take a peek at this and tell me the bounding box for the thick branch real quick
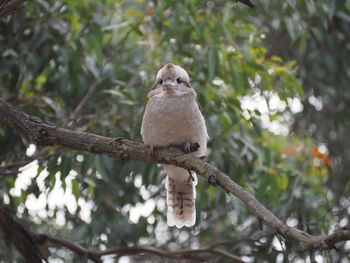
[0,207,47,263]
[0,98,349,251]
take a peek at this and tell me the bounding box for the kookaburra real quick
[141,63,208,228]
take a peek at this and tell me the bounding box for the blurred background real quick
[0,0,349,262]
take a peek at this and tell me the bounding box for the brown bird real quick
[141,63,208,228]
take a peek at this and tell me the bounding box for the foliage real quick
[0,0,346,262]
[247,0,350,198]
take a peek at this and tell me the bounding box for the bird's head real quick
[152,63,191,93]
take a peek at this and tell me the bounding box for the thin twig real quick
[68,77,105,123]
[309,250,317,263]
[277,233,289,263]
[0,146,66,178]
[237,0,256,8]
[48,234,246,262]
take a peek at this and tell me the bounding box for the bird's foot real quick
[199,155,206,160]
[208,174,218,186]
[182,142,191,154]
[170,142,200,154]
[148,142,200,156]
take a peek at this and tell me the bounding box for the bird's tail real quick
[164,165,197,228]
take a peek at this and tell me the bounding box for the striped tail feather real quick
[164,165,197,228]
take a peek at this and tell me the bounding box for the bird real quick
[141,63,208,228]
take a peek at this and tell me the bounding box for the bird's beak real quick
[162,79,177,91]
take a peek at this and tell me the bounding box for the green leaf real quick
[276,173,289,191]
[72,180,81,200]
[208,48,219,80]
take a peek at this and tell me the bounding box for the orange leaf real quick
[310,148,332,167]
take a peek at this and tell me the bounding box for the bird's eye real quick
[176,78,182,84]
[159,79,163,85]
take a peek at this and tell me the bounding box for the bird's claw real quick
[183,142,192,154]
[171,141,200,154]
[208,175,218,186]
[148,142,200,156]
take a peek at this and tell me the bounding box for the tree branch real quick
[67,77,106,124]
[48,235,247,262]
[0,206,47,263]
[0,98,349,252]
[0,146,54,178]
[0,0,29,19]
[236,0,256,8]
[0,0,255,21]
[0,204,245,262]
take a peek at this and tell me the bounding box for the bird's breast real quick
[141,93,206,149]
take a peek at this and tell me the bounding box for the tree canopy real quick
[0,0,349,262]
